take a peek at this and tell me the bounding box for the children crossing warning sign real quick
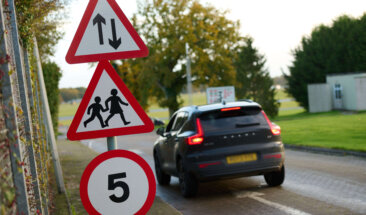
[67,61,154,140]
[66,0,148,64]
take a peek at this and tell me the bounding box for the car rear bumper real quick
[185,142,285,181]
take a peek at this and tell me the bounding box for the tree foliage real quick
[234,37,279,117]
[15,0,66,58]
[286,14,366,110]
[112,61,150,110]
[42,61,62,133]
[59,87,86,102]
[118,0,242,115]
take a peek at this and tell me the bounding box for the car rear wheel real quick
[154,153,171,185]
[264,165,285,187]
[178,159,198,198]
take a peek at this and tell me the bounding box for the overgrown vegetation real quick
[16,0,67,134]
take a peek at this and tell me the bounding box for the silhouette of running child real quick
[104,89,130,127]
[84,96,108,128]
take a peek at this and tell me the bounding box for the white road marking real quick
[234,191,311,215]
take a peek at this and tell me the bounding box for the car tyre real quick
[264,165,285,187]
[154,153,171,185]
[178,159,198,198]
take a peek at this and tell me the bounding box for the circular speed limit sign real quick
[80,150,156,215]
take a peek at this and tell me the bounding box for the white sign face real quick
[88,157,149,215]
[67,61,154,141]
[75,0,139,56]
[76,69,143,133]
[206,86,236,104]
[80,150,156,214]
[66,0,148,64]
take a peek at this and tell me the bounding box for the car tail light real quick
[186,118,204,145]
[199,161,221,168]
[221,107,241,112]
[263,153,282,159]
[261,111,281,135]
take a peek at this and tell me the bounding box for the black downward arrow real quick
[109,19,121,49]
[93,14,106,45]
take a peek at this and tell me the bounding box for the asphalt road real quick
[77,131,366,215]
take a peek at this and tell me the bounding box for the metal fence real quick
[0,0,65,214]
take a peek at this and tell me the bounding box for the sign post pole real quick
[107,136,117,150]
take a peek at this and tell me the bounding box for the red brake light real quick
[186,118,204,145]
[261,111,281,135]
[221,107,241,112]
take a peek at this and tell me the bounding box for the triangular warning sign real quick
[67,61,154,140]
[66,0,148,64]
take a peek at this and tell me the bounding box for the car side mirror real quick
[156,127,165,136]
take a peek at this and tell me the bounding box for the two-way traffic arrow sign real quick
[66,0,148,64]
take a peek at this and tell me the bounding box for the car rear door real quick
[164,111,188,171]
[159,113,177,170]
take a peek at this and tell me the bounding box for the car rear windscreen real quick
[199,106,267,133]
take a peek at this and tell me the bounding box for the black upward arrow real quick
[109,19,121,49]
[93,14,106,45]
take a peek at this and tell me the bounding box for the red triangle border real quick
[66,0,148,64]
[67,61,154,140]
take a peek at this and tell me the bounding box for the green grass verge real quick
[59,103,79,117]
[56,140,98,215]
[59,119,72,127]
[275,89,290,100]
[274,111,366,152]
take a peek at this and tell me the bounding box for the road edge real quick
[284,144,366,158]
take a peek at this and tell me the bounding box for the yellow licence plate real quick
[226,153,257,164]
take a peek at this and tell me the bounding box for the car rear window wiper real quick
[235,123,260,128]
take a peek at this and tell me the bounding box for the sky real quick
[53,0,366,88]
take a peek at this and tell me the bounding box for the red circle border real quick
[80,150,156,215]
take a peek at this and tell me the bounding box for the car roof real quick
[177,101,262,113]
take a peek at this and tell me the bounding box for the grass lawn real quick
[275,88,290,100]
[274,111,366,152]
[59,103,79,117]
[58,90,366,152]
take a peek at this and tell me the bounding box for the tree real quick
[59,88,81,102]
[286,14,366,110]
[234,37,279,117]
[112,61,150,110]
[16,0,66,58]
[42,61,62,133]
[118,0,242,116]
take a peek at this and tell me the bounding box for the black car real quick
[153,101,285,197]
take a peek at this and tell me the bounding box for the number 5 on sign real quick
[80,150,156,215]
[108,172,129,203]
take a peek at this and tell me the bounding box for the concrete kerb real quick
[284,144,366,159]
